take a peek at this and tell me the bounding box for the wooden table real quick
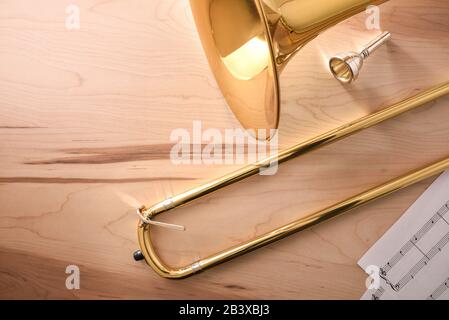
[1,0,448,299]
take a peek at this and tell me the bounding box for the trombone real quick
[134,0,449,278]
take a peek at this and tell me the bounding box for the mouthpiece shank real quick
[360,31,392,59]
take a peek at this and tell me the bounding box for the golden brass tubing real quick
[138,82,449,278]
[138,157,449,279]
[141,81,449,220]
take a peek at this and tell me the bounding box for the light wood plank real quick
[0,0,448,299]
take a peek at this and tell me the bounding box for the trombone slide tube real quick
[138,156,449,279]
[138,82,449,278]
[141,82,449,219]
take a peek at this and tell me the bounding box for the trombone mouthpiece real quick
[329,31,391,84]
[329,52,364,84]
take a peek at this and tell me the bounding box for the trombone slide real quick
[137,82,449,279]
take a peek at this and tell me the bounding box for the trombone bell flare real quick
[189,0,388,132]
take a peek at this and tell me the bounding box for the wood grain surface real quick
[1,0,449,299]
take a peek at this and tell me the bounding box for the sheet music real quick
[359,171,449,300]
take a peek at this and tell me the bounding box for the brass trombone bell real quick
[189,0,388,132]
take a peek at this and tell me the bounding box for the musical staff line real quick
[427,278,449,300]
[371,287,385,300]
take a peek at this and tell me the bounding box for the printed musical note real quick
[371,287,385,300]
[427,278,449,300]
